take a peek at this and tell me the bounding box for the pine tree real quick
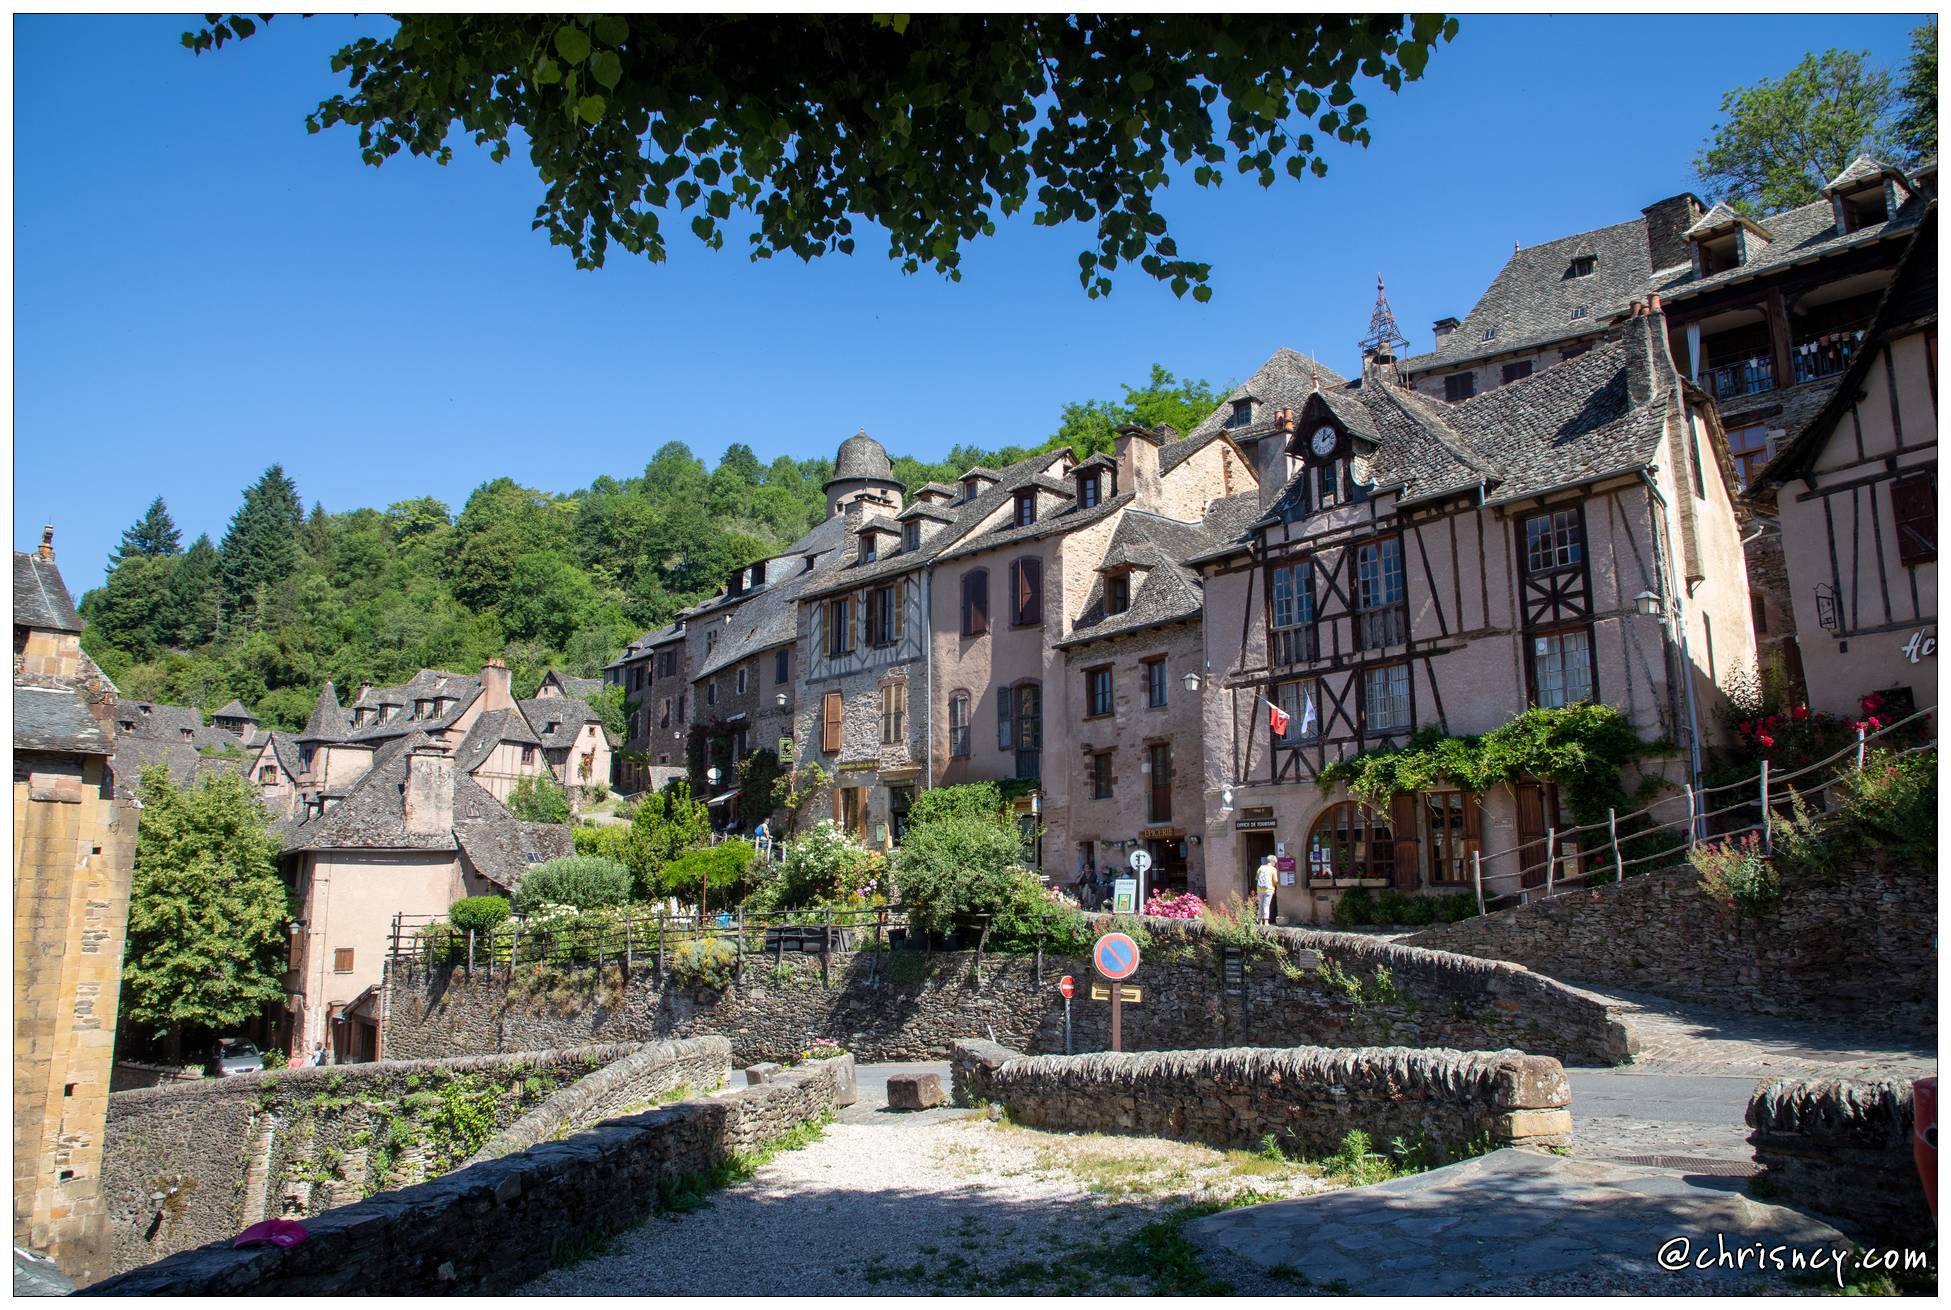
[110,497,183,565]
[160,534,222,648]
[218,466,304,630]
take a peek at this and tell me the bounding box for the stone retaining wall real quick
[464,1038,729,1166]
[949,1038,1572,1158]
[385,919,1632,1068]
[1404,859,1934,1036]
[84,1060,844,1297]
[1747,1074,1931,1240]
[98,1041,723,1280]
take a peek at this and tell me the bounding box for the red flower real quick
[1764,714,1780,729]
[1738,721,1753,735]
[1792,705,1809,720]
[1863,691,1886,711]
[1866,715,1883,731]
[1757,733,1775,748]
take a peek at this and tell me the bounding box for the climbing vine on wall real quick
[1316,704,1664,825]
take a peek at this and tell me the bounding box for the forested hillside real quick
[77,367,1222,732]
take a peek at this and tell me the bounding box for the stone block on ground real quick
[886,1072,945,1110]
[825,1053,858,1107]
[744,1062,783,1086]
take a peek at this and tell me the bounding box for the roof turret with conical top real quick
[823,429,906,519]
[297,682,351,743]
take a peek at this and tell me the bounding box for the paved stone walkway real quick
[1187,1147,1851,1295]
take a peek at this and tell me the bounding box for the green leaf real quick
[534,57,561,85]
[590,50,622,91]
[578,94,606,124]
[593,14,629,46]
[554,24,591,66]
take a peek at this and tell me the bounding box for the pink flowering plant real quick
[1143,891,1206,919]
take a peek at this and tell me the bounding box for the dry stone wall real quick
[84,1059,844,1297]
[949,1038,1573,1158]
[1404,858,1934,1036]
[98,1040,724,1279]
[383,920,1632,1068]
[1747,1074,1931,1240]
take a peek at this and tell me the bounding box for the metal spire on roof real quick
[1357,275,1410,359]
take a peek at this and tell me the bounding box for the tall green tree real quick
[159,534,222,648]
[121,767,290,1043]
[183,14,1456,299]
[110,497,183,565]
[1695,47,1898,212]
[80,555,175,660]
[1894,22,1937,161]
[218,465,304,630]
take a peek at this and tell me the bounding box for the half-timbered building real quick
[1194,300,1756,922]
[1752,204,1937,719]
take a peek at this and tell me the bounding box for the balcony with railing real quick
[1271,624,1319,667]
[1705,355,1776,402]
[1792,327,1867,386]
[1357,603,1409,652]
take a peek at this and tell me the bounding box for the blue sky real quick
[14,13,1928,591]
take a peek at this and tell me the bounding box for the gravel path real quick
[520,1070,1321,1296]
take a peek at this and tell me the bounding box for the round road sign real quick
[1093,931,1140,981]
[1058,974,1075,999]
[1127,848,1153,874]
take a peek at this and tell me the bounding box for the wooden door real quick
[1515,783,1548,888]
[1389,792,1421,889]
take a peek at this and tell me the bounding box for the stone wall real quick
[99,1041,724,1278]
[1748,1074,1931,1241]
[383,920,1632,1069]
[463,1038,727,1166]
[83,1059,844,1296]
[949,1038,1572,1158]
[1403,858,1935,1036]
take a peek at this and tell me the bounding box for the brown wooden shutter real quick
[1892,472,1936,566]
[1515,783,1547,888]
[1389,792,1421,888]
[1461,789,1483,869]
[964,570,989,635]
[1016,558,1043,626]
[821,692,842,754]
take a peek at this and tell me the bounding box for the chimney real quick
[1113,423,1164,507]
[403,742,455,834]
[1432,316,1459,347]
[1641,193,1705,272]
[37,524,54,560]
[480,658,512,710]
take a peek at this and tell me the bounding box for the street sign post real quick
[1092,931,1141,1052]
[1127,847,1153,907]
[1058,974,1075,1053]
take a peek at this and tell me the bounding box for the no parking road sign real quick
[1093,932,1140,981]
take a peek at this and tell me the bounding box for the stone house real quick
[516,694,612,799]
[1402,157,1932,680]
[279,732,572,1060]
[13,531,139,1285]
[535,670,602,700]
[1193,302,1756,922]
[605,621,690,792]
[1751,204,1937,720]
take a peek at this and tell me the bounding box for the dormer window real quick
[1570,255,1597,278]
[962,477,981,501]
[1077,472,1101,510]
[1227,399,1254,428]
[1106,574,1130,615]
[1014,491,1037,528]
[1698,233,1740,276]
[861,536,877,563]
[1840,187,1889,232]
[904,522,920,551]
[1571,305,1588,320]
[1482,326,1498,342]
[416,698,433,719]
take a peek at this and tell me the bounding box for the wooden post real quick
[1035,917,1043,987]
[1471,849,1484,916]
[1684,784,1698,849]
[625,911,633,974]
[1609,807,1624,881]
[821,908,832,989]
[1760,760,1772,855]
[512,922,521,972]
[466,928,474,974]
[1543,827,1556,898]
[736,905,745,984]
[656,913,665,980]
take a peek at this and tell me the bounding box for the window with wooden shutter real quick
[962,569,989,636]
[1389,792,1422,889]
[1892,471,1936,565]
[893,579,907,642]
[997,684,1014,750]
[880,683,906,745]
[1012,558,1043,626]
[821,692,843,753]
[333,948,355,973]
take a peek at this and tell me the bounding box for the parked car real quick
[207,1039,264,1078]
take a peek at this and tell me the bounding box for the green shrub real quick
[449,895,511,934]
[515,855,632,913]
[667,937,737,990]
[905,781,1006,828]
[892,811,1028,936]
[1199,894,1275,955]
[1331,886,1375,927]
[508,774,573,824]
[766,822,886,910]
[990,871,1092,952]
[590,781,610,803]
[657,841,755,903]
[1691,832,1780,912]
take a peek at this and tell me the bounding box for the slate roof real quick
[1754,205,1938,490]
[1653,190,1925,301]
[1681,202,1765,241]
[516,696,598,750]
[539,673,603,699]
[1824,154,1898,195]
[15,686,107,754]
[111,733,248,786]
[1184,348,1349,442]
[1401,218,1655,377]
[824,430,899,488]
[213,699,257,721]
[14,550,84,634]
[694,529,856,679]
[453,707,541,774]
[299,683,352,743]
[343,670,484,743]
[1057,504,1241,649]
[459,818,575,891]
[265,731,304,781]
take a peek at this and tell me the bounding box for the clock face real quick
[1310,425,1338,456]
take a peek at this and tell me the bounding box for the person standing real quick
[1255,855,1279,925]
